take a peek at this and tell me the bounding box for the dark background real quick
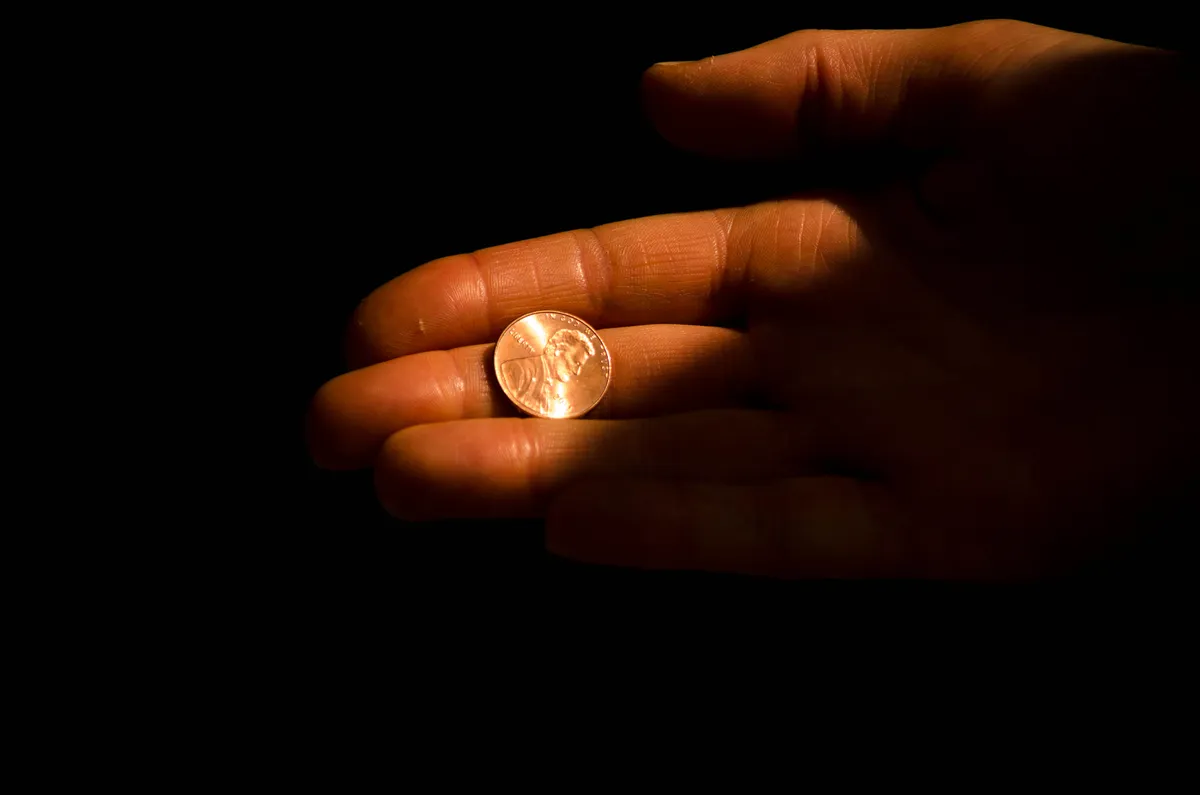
[230,6,1189,610]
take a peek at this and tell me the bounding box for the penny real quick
[494,311,612,419]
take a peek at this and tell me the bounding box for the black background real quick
[218,6,1191,614]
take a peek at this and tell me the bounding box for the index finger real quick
[348,209,737,366]
[347,200,859,367]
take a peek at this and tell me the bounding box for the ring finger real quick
[374,409,825,520]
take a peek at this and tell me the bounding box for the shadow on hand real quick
[287,17,1196,605]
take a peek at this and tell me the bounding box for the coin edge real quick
[492,310,612,420]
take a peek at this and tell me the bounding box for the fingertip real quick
[374,426,445,521]
[306,354,465,471]
[343,297,378,370]
[641,59,701,91]
[640,59,697,147]
[639,59,706,153]
[374,420,543,521]
[373,464,431,522]
[344,256,492,367]
[640,48,802,160]
[305,380,357,471]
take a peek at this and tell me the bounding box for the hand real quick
[306,20,1199,580]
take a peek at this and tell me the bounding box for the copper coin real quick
[494,311,612,419]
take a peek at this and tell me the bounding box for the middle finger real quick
[307,324,756,470]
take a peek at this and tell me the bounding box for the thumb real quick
[641,20,1067,160]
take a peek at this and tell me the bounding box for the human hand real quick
[307,20,1199,579]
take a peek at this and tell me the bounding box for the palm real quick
[739,190,1126,577]
[308,21,1198,579]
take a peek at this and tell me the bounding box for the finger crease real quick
[811,205,829,276]
[465,250,495,338]
[571,228,610,320]
[519,422,544,500]
[709,209,734,313]
[440,350,468,419]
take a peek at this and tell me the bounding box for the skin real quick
[306,20,1199,580]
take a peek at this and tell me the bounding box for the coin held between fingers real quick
[494,311,612,419]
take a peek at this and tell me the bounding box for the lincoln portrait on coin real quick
[499,328,596,414]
